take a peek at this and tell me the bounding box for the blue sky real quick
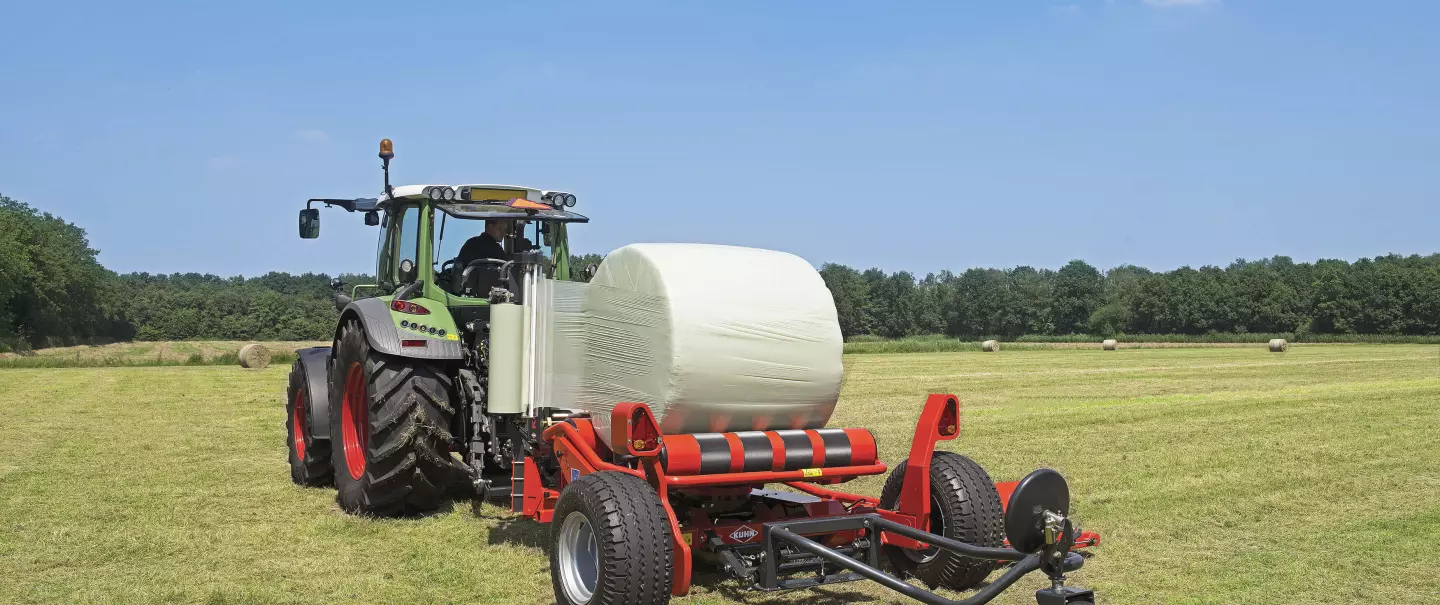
[1,1,1435,278]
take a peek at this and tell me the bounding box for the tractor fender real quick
[296,346,333,441]
[337,297,464,361]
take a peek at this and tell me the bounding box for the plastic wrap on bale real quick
[543,244,844,446]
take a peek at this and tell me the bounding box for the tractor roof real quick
[384,183,543,202]
[381,183,588,223]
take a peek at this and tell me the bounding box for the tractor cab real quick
[420,185,588,298]
[298,140,588,337]
[368,183,588,301]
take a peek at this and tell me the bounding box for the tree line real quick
[820,255,1440,340]
[0,195,361,350]
[0,195,123,350]
[3,194,1438,351]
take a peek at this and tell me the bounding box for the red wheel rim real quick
[340,362,368,480]
[292,389,307,459]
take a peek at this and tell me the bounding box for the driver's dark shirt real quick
[456,233,506,267]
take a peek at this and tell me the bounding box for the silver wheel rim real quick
[905,496,945,564]
[558,511,599,604]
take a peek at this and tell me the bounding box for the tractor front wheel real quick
[879,451,1005,591]
[549,472,675,605]
[286,358,332,487]
[328,320,465,516]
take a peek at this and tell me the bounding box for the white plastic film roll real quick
[488,302,525,414]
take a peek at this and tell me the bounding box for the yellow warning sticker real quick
[801,468,822,478]
[683,533,693,545]
[445,333,459,341]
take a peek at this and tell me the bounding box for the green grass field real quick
[0,341,328,368]
[1,346,1437,604]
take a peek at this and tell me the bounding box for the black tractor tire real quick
[328,319,466,516]
[286,358,333,487]
[879,451,1005,591]
[549,472,675,605]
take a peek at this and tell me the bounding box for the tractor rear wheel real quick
[328,320,466,516]
[286,358,333,487]
[549,472,675,605]
[879,451,1005,591]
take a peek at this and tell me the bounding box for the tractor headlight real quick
[441,187,455,201]
[424,186,440,200]
[563,193,577,208]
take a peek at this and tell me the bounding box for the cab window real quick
[391,205,421,284]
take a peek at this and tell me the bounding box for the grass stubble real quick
[0,346,1436,604]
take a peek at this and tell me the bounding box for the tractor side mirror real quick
[583,264,598,281]
[299,209,320,239]
[364,211,380,226]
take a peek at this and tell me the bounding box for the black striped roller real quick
[658,428,878,475]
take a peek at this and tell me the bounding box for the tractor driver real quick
[451,219,535,296]
[456,219,512,266]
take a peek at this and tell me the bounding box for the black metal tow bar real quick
[760,514,1090,605]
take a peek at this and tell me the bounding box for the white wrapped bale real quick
[552,244,844,444]
[981,340,1000,352]
[1268,338,1289,352]
[1102,339,1118,351]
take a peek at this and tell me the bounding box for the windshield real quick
[433,213,489,271]
[432,211,559,296]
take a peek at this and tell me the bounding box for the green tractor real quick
[285,138,588,516]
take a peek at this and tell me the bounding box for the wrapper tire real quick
[879,452,1005,591]
[328,320,465,516]
[549,472,675,605]
[285,358,332,487]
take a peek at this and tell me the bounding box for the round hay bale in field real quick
[1268,338,1288,353]
[238,344,271,369]
[981,340,1000,352]
[1102,339,1118,351]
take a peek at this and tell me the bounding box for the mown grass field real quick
[1,346,1437,604]
[0,341,328,368]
